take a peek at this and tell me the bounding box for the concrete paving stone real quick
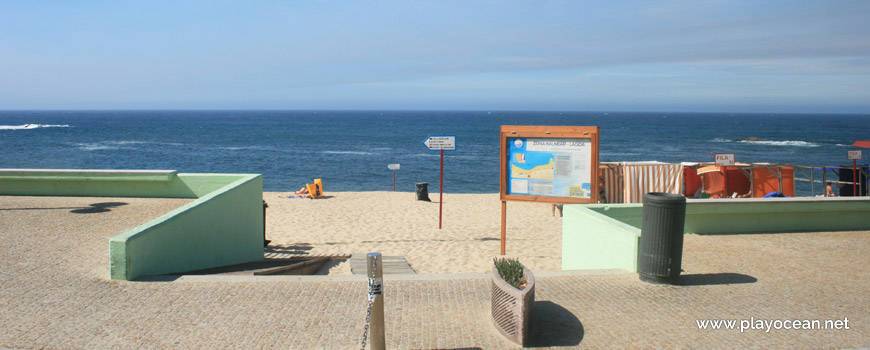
[1,196,868,349]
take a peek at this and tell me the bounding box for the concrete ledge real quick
[110,174,264,280]
[563,198,870,272]
[0,169,198,197]
[0,169,177,181]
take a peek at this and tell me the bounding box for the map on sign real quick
[507,137,592,198]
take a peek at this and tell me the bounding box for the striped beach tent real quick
[599,162,624,203]
[622,161,684,203]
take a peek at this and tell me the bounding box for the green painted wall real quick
[0,169,264,281]
[562,205,640,272]
[685,198,870,234]
[110,174,263,280]
[563,198,870,272]
[0,170,203,198]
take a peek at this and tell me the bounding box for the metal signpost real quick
[388,164,400,191]
[714,153,735,195]
[849,150,862,196]
[422,135,456,229]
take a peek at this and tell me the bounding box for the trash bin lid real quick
[643,192,686,205]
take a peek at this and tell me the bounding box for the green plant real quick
[493,257,525,289]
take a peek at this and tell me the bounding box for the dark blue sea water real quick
[1,110,867,195]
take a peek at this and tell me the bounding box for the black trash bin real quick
[415,182,431,201]
[638,192,686,284]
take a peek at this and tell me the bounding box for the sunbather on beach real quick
[295,186,309,196]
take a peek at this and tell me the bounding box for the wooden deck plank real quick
[349,254,416,275]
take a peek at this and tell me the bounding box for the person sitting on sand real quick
[295,186,310,197]
[826,184,838,197]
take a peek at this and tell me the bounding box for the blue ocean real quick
[1,110,867,195]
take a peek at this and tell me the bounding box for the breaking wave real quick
[0,124,70,130]
[713,138,820,147]
[738,140,820,147]
[74,140,185,151]
[323,151,376,156]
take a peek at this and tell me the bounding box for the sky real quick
[1,1,869,113]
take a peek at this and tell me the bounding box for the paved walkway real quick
[1,196,868,349]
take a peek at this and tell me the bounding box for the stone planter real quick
[491,267,535,346]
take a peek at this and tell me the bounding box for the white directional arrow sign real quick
[422,135,456,151]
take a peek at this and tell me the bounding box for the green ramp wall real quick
[562,197,870,272]
[110,174,263,280]
[0,169,263,281]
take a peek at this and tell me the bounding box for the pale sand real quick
[264,191,563,275]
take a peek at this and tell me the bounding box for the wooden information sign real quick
[498,125,600,254]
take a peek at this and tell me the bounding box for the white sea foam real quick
[75,143,121,151]
[738,140,820,147]
[602,152,642,156]
[74,140,185,151]
[323,151,376,156]
[415,153,443,158]
[106,141,149,145]
[712,138,820,147]
[0,124,70,130]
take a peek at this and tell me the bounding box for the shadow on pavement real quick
[678,273,757,286]
[531,300,584,347]
[70,202,128,214]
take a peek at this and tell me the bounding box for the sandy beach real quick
[264,191,563,275]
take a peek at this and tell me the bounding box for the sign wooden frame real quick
[499,125,600,204]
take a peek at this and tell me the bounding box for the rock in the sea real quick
[744,137,763,142]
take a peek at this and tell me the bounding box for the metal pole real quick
[777,168,783,194]
[854,160,858,196]
[367,253,385,350]
[500,201,506,255]
[263,201,270,247]
[439,149,444,230]
[392,170,396,192]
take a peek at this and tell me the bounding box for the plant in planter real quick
[491,257,535,346]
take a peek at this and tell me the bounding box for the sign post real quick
[422,135,456,229]
[848,150,862,196]
[714,153,735,166]
[388,164,400,191]
[499,126,600,255]
[714,153,735,196]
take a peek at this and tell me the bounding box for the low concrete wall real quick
[0,169,264,280]
[562,205,640,272]
[685,197,870,234]
[562,197,870,272]
[0,169,199,198]
[110,174,263,280]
